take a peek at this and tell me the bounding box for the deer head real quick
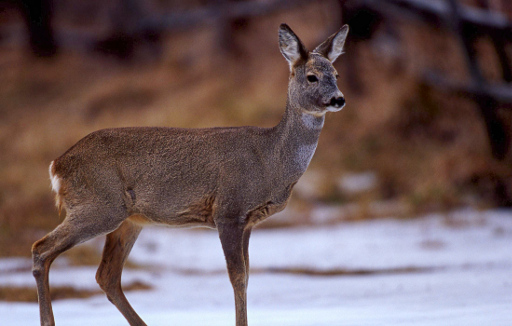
[279,24,349,117]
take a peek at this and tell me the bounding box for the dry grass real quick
[1,2,510,261]
[0,281,152,302]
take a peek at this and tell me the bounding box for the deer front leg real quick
[242,228,252,285]
[217,220,251,326]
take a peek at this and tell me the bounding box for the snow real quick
[1,209,511,325]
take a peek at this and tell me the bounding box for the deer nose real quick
[329,96,345,108]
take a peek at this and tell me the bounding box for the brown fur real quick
[32,24,349,326]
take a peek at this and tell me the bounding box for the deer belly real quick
[140,195,216,228]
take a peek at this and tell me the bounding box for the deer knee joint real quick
[32,250,45,278]
[96,270,119,294]
[32,267,43,278]
[95,269,108,289]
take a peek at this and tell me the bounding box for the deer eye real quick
[307,75,318,83]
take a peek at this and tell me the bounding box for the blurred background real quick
[0,0,512,308]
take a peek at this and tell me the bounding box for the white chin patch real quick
[326,105,344,112]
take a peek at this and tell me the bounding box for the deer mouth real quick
[324,96,345,112]
[326,105,343,112]
[325,101,345,112]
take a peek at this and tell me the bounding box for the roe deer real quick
[32,23,349,326]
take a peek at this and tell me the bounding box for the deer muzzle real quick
[326,91,345,112]
[329,96,345,108]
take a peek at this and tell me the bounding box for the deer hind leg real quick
[32,207,127,326]
[96,219,146,326]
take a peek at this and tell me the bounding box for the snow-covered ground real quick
[1,209,511,325]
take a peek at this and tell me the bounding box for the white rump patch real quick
[49,161,61,194]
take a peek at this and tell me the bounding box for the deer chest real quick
[244,181,296,226]
[245,200,288,226]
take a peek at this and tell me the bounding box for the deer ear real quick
[279,24,307,69]
[313,25,349,63]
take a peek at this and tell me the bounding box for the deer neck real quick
[272,99,325,181]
